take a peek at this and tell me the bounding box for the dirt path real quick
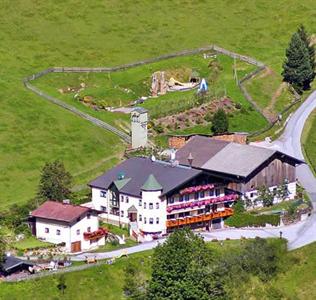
[267,82,287,111]
[257,67,273,79]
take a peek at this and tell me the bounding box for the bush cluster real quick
[225,212,280,228]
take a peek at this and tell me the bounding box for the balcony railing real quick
[83,228,108,241]
[167,194,238,213]
[166,208,233,228]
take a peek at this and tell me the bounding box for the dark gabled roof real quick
[176,135,303,179]
[1,256,33,272]
[176,136,229,167]
[31,201,90,223]
[89,157,201,197]
[141,174,162,191]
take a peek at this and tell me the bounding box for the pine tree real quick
[212,108,229,134]
[297,24,315,83]
[282,32,314,93]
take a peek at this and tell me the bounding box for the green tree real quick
[38,160,72,201]
[123,261,146,300]
[232,199,245,214]
[258,186,274,207]
[147,229,226,300]
[241,238,284,281]
[282,32,314,93]
[276,180,289,200]
[212,108,229,134]
[297,24,315,82]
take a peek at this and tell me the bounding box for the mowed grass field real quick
[0,0,315,208]
[2,241,316,299]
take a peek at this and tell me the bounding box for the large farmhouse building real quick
[89,136,302,241]
[29,201,106,252]
[175,136,301,201]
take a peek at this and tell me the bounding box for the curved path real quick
[73,91,316,261]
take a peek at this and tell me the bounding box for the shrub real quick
[153,124,164,133]
[235,102,242,109]
[204,112,213,122]
[232,199,245,214]
[212,108,229,134]
[225,212,280,228]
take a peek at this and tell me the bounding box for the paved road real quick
[73,91,316,261]
[252,90,316,249]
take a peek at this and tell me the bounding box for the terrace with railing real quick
[166,208,233,228]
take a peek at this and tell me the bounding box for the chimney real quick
[188,152,194,167]
[170,150,176,162]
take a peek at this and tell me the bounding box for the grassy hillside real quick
[0,0,315,208]
[2,241,316,299]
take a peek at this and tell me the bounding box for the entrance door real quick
[71,241,81,253]
[212,218,222,230]
[128,212,137,222]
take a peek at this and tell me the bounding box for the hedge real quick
[225,212,280,228]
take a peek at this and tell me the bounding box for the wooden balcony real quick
[84,228,108,241]
[166,208,233,228]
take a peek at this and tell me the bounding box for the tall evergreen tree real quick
[282,32,314,93]
[297,24,315,82]
[38,160,72,201]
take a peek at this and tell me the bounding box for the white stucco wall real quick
[35,214,102,252]
[91,187,108,211]
[138,190,166,234]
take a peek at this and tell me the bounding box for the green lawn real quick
[33,53,266,134]
[3,240,316,299]
[302,109,316,175]
[0,0,315,208]
[245,69,294,114]
[11,236,53,251]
